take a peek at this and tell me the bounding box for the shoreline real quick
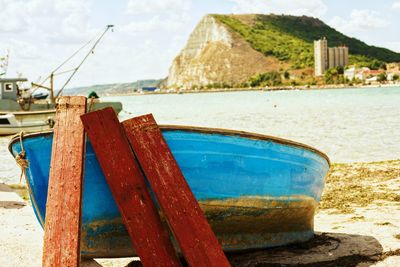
[99,82,400,97]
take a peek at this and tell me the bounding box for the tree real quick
[393,74,399,81]
[368,59,383,70]
[249,71,282,87]
[324,68,338,84]
[377,73,387,82]
[336,66,344,75]
[284,70,290,79]
[0,50,10,77]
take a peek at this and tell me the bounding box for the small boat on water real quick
[32,92,49,100]
[9,126,330,258]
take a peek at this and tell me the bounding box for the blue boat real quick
[8,126,330,258]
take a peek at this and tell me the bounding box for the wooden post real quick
[123,114,231,267]
[80,108,181,267]
[42,96,86,267]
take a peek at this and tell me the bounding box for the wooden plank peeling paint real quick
[123,114,231,267]
[42,96,87,267]
[80,107,181,267]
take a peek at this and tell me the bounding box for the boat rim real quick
[0,109,56,115]
[8,125,330,165]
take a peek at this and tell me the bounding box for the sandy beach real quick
[1,160,399,266]
[1,88,399,266]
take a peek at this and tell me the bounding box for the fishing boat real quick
[9,126,330,258]
[0,77,122,135]
[0,110,54,136]
[0,25,122,135]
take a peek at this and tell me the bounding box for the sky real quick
[0,0,399,88]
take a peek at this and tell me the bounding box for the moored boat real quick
[0,78,122,136]
[9,126,330,258]
[0,111,54,136]
[0,25,122,135]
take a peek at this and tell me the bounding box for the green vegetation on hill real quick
[213,14,400,70]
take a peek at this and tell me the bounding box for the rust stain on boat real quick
[80,195,317,257]
[201,195,316,233]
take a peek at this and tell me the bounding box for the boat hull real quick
[0,101,123,136]
[9,126,330,258]
[0,99,123,113]
[0,111,54,136]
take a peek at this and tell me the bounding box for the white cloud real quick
[384,42,400,52]
[123,0,191,37]
[121,16,187,34]
[0,0,194,87]
[329,9,389,34]
[0,0,93,42]
[393,1,400,9]
[0,0,29,32]
[126,0,191,14]
[229,0,328,17]
[0,0,99,85]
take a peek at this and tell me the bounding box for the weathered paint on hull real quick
[80,196,316,258]
[9,126,329,258]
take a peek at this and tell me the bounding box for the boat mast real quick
[31,25,114,103]
[50,73,54,102]
[56,25,114,98]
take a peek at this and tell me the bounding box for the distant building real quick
[314,38,328,76]
[314,38,349,76]
[344,67,356,80]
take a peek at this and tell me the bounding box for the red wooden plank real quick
[122,114,231,267]
[42,96,86,267]
[80,108,181,267]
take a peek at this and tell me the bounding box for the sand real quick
[1,160,399,266]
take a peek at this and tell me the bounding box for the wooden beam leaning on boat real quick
[123,114,231,267]
[42,96,86,267]
[80,108,181,267]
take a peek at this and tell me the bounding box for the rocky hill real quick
[166,14,400,89]
[64,79,162,96]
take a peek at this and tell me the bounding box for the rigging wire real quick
[31,26,110,91]
[56,25,114,97]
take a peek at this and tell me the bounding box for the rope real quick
[15,131,29,183]
[88,97,95,112]
[18,97,32,111]
[13,132,44,225]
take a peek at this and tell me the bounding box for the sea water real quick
[1,86,399,184]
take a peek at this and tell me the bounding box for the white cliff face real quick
[167,15,233,88]
[178,15,233,59]
[166,15,275,89]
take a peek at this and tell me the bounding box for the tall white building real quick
[314,38,328,76]
[314,38,348,76]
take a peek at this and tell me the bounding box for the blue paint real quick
[9,128,329,257]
